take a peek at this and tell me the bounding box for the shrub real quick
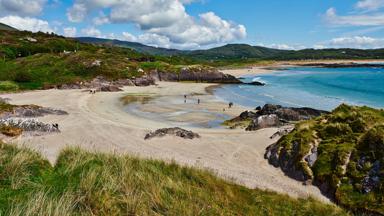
[0,81,19,91]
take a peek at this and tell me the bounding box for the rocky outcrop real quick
[0,106,68,119]
[246,81,266,86]
[133,76,156,86]
[258,104,328,121]
[99,85,122,92]
[57,75,145,90]
[263,105,384,214]
[150,66,242,84]
[226,104,328,131]
[246,114,280,131]
[0,118,60,133]
[144,127,200,140]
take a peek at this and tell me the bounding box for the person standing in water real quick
[197,98,200,105]
[184,95,187,103]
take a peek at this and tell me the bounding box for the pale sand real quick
[221,59,384,77]
[1,82,329,202]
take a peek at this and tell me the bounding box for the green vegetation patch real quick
[0,143,347,215]
[272,104,384,214]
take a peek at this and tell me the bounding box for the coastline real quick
[1,81,329,202]
[221,59,384,77]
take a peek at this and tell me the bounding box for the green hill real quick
[0,23,17,31]
[0,29,197,90]
[77,37,187,56]
[266,104,384,215]
[77,37,384,62]
[0,143,347,215]
[188,44,285,60]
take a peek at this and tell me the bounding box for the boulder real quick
[245,81,266,86]
[246,114,280,131]
[134,76,156,86]
[99,85,122,92]
[145,127,200,140]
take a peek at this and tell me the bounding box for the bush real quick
[0,81,19,91]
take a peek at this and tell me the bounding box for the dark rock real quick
[134,76,156,86]
[150,67,242,84]
[265,141,308,181]
[259,104,328,122]
[244,81,266,86]
[362,175,381,194]
[99,85,123,92]
[144,127,200,140]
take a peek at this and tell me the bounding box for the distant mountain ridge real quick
[76,37,384,61]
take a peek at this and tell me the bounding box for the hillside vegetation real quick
[77,37,384,62]
[0,29,195,90]
[0,143,347,215]
[266,104,384,215]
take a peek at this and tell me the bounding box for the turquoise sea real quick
[214,66,384,111]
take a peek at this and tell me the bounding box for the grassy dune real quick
[270,104,384,214]
[0,143,347,215]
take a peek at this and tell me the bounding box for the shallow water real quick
[123,95,231,128]
[214,66,384,111]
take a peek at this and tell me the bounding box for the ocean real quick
[214,66,384,111]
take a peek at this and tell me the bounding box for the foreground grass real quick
[0,144,347,215]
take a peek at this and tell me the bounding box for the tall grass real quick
[0,144,348,215]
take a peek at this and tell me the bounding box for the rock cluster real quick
[150,67,242,84]
[227,104,328,131]
[0,118,60,133]
[144,127,200,140]
[56,75,155,91]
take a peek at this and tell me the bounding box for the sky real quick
[1,0,384,50]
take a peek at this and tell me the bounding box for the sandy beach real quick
[1,82,328,202]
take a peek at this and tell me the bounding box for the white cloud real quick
[63,27,77,37]
[257,43,305,50]
[316,36,384,49]
[67,3,87,22]
[355,0,384,11]
[122,32,137,42]
[0,0,47,16]
[81,26,101,37]
[67,0,246,49]
[325,7,384,26]
[0,15,53,32]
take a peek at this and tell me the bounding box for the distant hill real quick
[77,37,187,56]
[188,44,286,60]
[77,37,384,61]
[0,23,17,31]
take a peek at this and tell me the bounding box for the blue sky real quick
[1,0,384,50]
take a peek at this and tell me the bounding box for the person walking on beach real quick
[229,102,233,108]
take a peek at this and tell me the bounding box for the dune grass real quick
[0,143,348,216]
